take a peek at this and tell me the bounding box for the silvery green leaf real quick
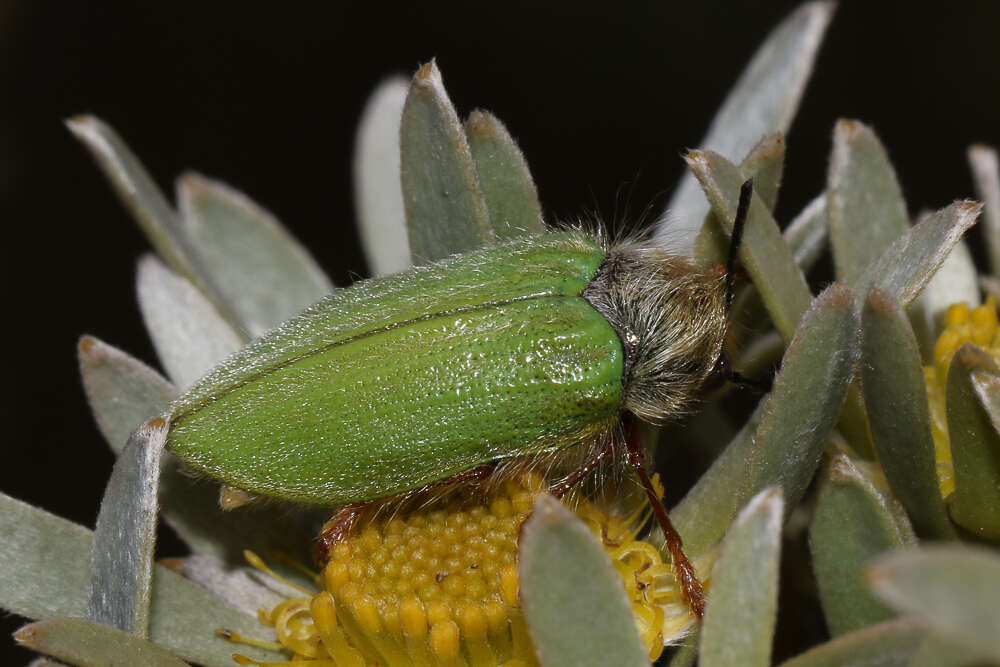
[167,554,307,618]
[666,642,698,667]
[827,119,910,284]
[136,255,243,389]
[785,194,828,273]
[156,460,317,570]
[776,619,923,667]
[76,337,314,566]
[353,76,410,276]
[65,117,198,292]
[27,658,65,667]
[868,545,1000,661]
[860,288,956,539]
[674,283,858,555]
[946,346,1000,539]
[968,144,1000,274]
[687,150,812,343]
[809,454,915,636]
[400,61,493,264]
[852,201,982,311]
[65,116,239,328]
[465,109,544,240]
[700,488,783,667]
[0,491,283,667]
[661,1,834,251]
[15,618,187,667]
[176,172,333,337]
[972,370,1000,435]
[78,335,177,454]
[908,635,997,667]
[519,494,648,667]
[694,133,786,268]
[982,275,1000,301]
[917,239,979,331]
[734,329,784,380]
[88,419,166,637]
[672,400,766,555]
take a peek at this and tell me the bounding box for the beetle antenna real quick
[726,178,754,311]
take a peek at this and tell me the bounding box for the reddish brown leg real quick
[623,423,706,618]
[315,502,365,564]
[314,463,499,564]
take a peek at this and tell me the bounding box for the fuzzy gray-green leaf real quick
[776,619,923,667]
[354,76,410,276]
[78,336,177,453]
[177,172,333,337]
[853,201,981,311]
[77,337,314,566]
[88,419,166,637]
[675,283,858,554]
[519,494,648,667]
[946,345,1000,539]
[809,454,915,636]
[662,1,834,251]
[137,255,243,389]
[0,492,283,667]
[827,119,910,284]
[400,62,493,264]
[908,636,997,667]
[466,109,543,241]
[868,545,1000,661]
[65,116,240,328]
[860,288,956,539]
[700,488,783,667]
[786,194,828,273]
[687,150,812,342]
[156,460,317,569]
[15,618,187,667]
[694,133,786,267]
[968,144,1000,275]
[66,117,198,291]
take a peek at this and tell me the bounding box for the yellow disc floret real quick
[226,472,704,666]
[926,296,1000,498]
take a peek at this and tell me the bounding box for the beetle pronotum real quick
[166,180,756,617]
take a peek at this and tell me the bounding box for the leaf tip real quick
[13,621,44,647]
[819,281,854,310]
[64,113,101,137]
[465,109,496,139]
[864,285,896,314]
[413,60,442,88]
[78,334,103,365]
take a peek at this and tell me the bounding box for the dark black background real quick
[3,1,1000,663]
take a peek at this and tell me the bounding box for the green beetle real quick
[165,180,754,616]
[167,230,727,504]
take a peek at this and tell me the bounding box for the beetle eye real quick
[702,350,731,392]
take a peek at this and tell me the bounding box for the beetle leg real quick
[315,503,365,564]
[314,463,499,564]
[623,424,707,618]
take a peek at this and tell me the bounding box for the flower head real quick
[924,296,1000,497]
[228,472,705,666]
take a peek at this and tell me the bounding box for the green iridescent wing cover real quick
[167,231,624,504]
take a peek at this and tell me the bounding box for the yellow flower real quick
[925,295,1000,498]
[223,472,708,666]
